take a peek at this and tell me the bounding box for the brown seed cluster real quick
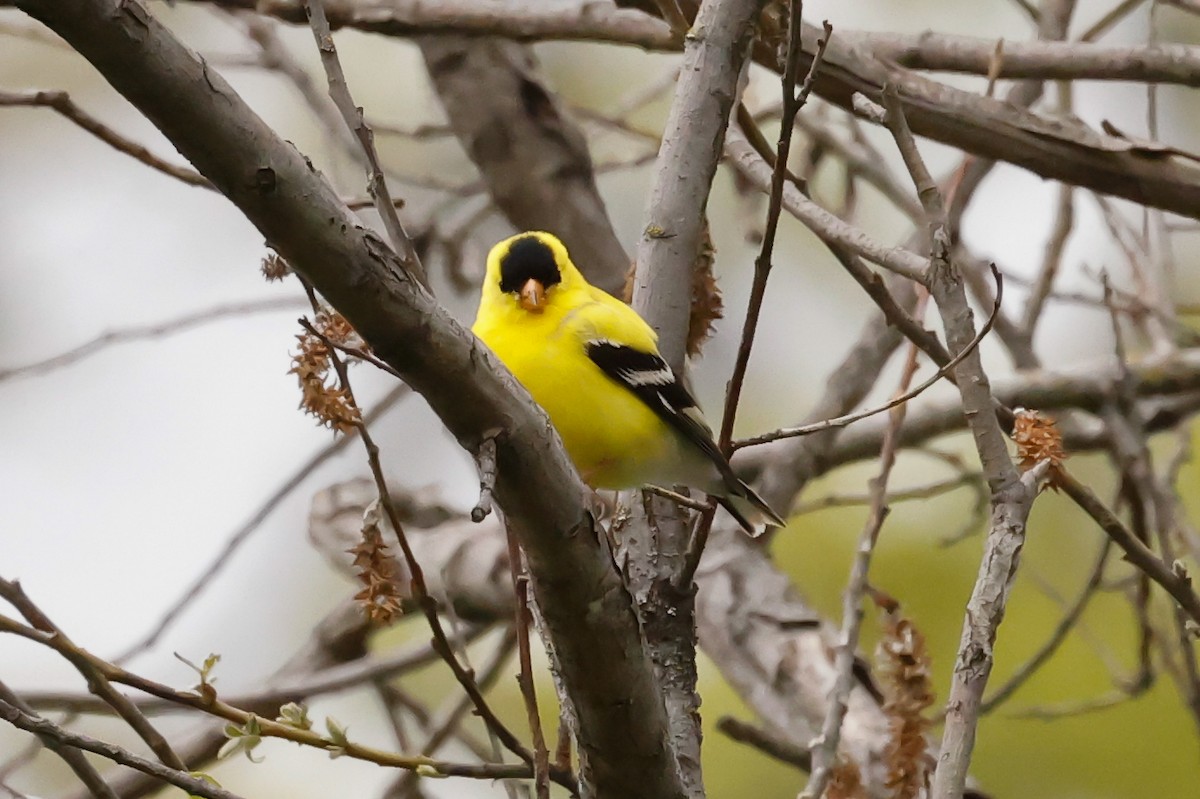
[827,756,867,799]
[620,221,723,357]
[289,312,362,433]
[1013,408,1067,489]
[348,508,403,624]
[877,605,935,799]
[687,221,724,357]
[260,252,291,282]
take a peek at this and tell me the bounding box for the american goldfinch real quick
[472,230,785,534]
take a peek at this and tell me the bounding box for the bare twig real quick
[0,89,212,188]
[0,680,117,799]
[716,716,811,770]
[506,527,551,799]
[1021,183,1074,335]
[733,105,953,371]
[1058,470,1200,627]
[472,429,501,523]
[980,538,1113,713]
[718,12,830,451]
[1080,0,1147,41]
[0,579,186,772]
[321,337,405,379]
[112,383,410,661]
[791,472,982,515]
[233,13,359,156]
[299,315,558,785]
[644,485,712,513]
[875,80,1039,799]
[724,127,930,282]
[735,270,1001,450]
[801,307,922,799]
[0,699,244,799]
[0,297,304,381]
[24,625,486,716]
[0,607,554,781]
[301,0,427,289]
[388,628,525,797]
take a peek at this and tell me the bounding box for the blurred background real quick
[2,0,1199,797]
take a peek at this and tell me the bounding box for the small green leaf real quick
[175,651,221,700]
[188,770,222,799]
[324,716,350,758]
[276,702,312,730]
[219,715,264,763]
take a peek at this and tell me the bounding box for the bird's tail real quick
[716,477,787,538]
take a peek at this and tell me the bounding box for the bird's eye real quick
[499,236,562,295]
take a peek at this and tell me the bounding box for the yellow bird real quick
[472,230,785,534]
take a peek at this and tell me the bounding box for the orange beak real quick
[519,278,546,313]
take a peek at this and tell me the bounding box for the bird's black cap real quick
[499,235,562,294]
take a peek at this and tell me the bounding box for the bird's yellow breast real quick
[473,289,680,488]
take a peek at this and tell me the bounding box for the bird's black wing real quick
[585,340,731,475]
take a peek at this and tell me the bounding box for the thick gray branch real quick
[623,1,768,796]
[74,0,1200,215]
[13,2,681,797]
[633,0,763,364]
[853,30,1200,86]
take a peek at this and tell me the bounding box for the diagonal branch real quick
[11,2,683,797]
[303,0,426,289]
[0,699,243,799]
[0,680,118,799]
[875,85,1040,799]
[98,0,1200,215]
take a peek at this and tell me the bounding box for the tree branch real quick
[11,2,683,797]
[420,35,630,296]
[0,699,244,799]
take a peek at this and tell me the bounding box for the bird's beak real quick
[519,278,546,313]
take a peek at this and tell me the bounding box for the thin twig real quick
[321,337,405,379]
[1007,689,1147,719]
[791,472,982,515]
[389,628,523,797]
[0,680,117,799]
[1080,0,1148,41]
[800,298,923,799]
[111,382,410,662]
[716,716,811,770]
[1022,183,1074,335]
[717,11,831,451]
[644,485,712,513]
[735,269,1001,450]
[0,579,187,772]
[734,104,953,372]
[506,526,551,799]
[0,297,306,382]
[0,609,555,781]
[0,699,244,799]
[0,89,212,188]
[301,313,570,789]
[1058,469,1200,627]
[875,78,1038,799]
[26,625,487,715]
[724,127,930,283]
[301,0,428,289]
